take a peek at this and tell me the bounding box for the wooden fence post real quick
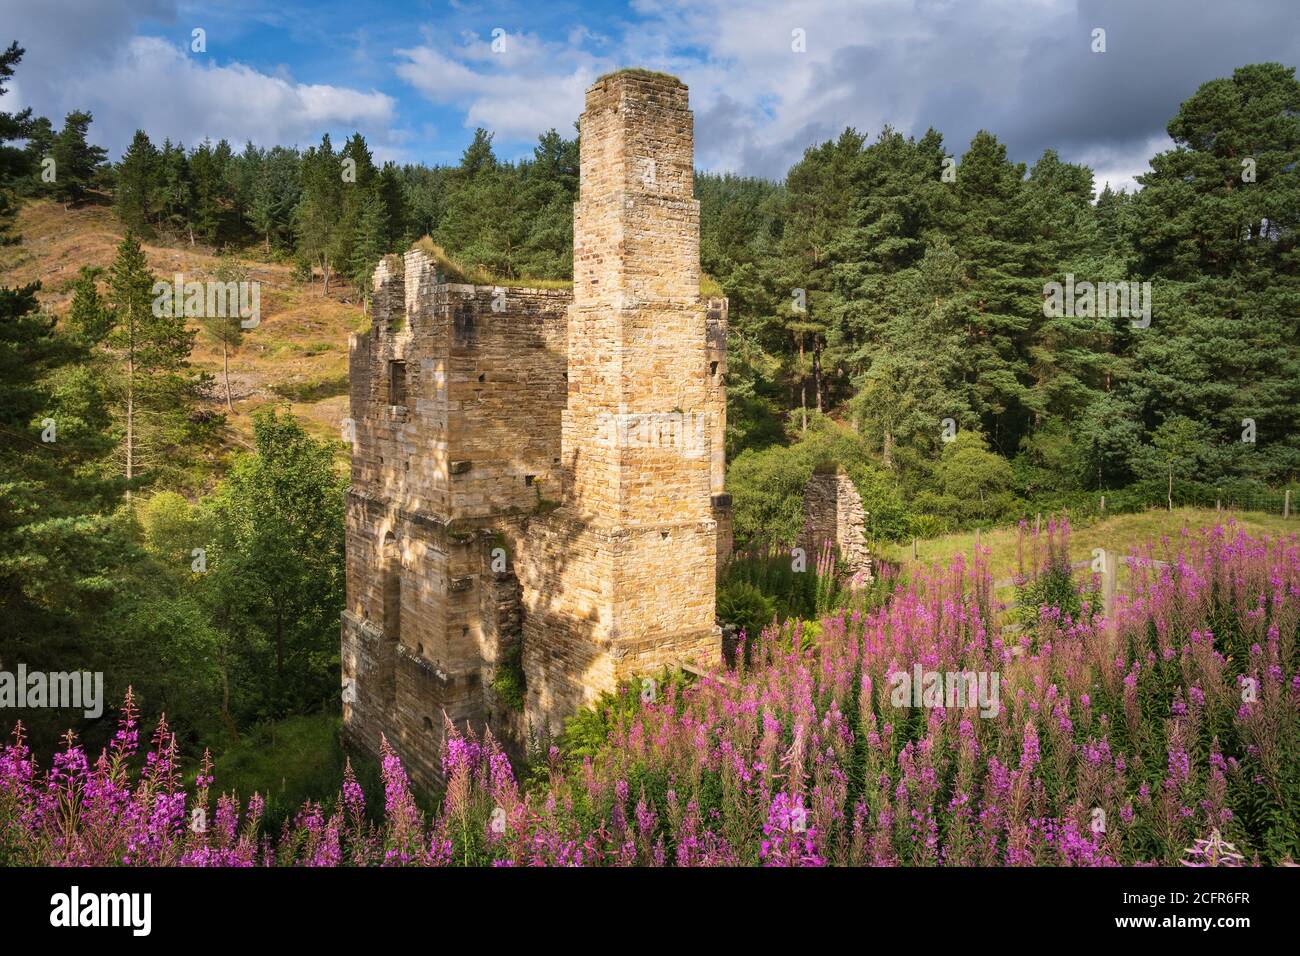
[1102,547,1118,628]
[1286,490,1292,520]
[1035,513,1042,534]
[975,527,981,549]
[1099,496,1105,516]
[912,537,918,560]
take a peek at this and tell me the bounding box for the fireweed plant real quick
[0,520,1296,866]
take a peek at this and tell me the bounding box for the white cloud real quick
[6,6,396,158]
[394,31,607,143]
[391,0,1084,173]
[389,0,1300,185]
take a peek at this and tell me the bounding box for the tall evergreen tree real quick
[49,110,107,209]
[153,139,194,241]
[295,134,342,293]
[0,41,33,242]
[1127,62,1300,483]
[188,139,231,244]
[249,145,301,252]
[104,232,201,490]
[115,130,158,233]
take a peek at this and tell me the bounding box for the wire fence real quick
[1092,487,1294,518]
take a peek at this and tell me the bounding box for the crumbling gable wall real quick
[799,469,873,582]
[341,250,570,788]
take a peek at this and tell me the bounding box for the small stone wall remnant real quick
[799,469,872,582]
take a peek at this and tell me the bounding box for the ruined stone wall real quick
[521,70,722,735]
[799,470,873,581]
[345,67,730,774]
[341,252,570,789]
[707,298,733,568]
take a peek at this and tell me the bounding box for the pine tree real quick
[153,139,194,241]
[49,110,107,209]
[0,42,33,242]
[188,139,230,244]
[777,129,864,427]
[1128,62,1300,483]
[115,130,158,233]
[295,134,342,293]
[228,141,262,235]
[438,129,513,276]
[376,161,407,249]
[250,145,301,252]
[202,252,247,412]
[0,278,129,747]
[830,126,950,400]
[348,187,388,298]
[104,232,199,491]
[17,115,53,198]
[67,266,112,343]
[330,133,379,291]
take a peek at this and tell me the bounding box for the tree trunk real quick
[799,332,807,433]
[812,335,823,413]
[883,426,894,469]
[219,632,238,738]
[222,340,233,412]
[274,611,285,703]
[125,305,135,500]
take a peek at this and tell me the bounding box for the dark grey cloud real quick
[672,0,1300,189]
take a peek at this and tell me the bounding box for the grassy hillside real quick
[880,506,1297,594]
[0,198,367,453]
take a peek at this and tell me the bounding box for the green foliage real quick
[715,579,776,638]
[551,671,691,768]
[47,110,107,208]
[207,409,348,720]
[434,127,579,281]
[66,266,111,343]
[709,62,1300,542]
[721,544,842,624]
[104,231,212,489]
[728,416,911,547]
[931,430,1016,523]
[727,442,817,546]
[114,130,157,233]
[209,714,359,833]
[491,643,526,712]
[0,42,34,243]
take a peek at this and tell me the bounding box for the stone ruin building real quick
[799,468,873,583]
[340,69,732,789]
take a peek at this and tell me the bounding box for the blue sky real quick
[5,0,1299,191]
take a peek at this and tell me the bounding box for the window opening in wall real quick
[389,359,407,406]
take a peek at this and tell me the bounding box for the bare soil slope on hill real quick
[0,199,367,453]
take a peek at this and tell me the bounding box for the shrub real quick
[716,579,776,639]
[490,644,525,712]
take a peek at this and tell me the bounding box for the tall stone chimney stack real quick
[521,69,721,733]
